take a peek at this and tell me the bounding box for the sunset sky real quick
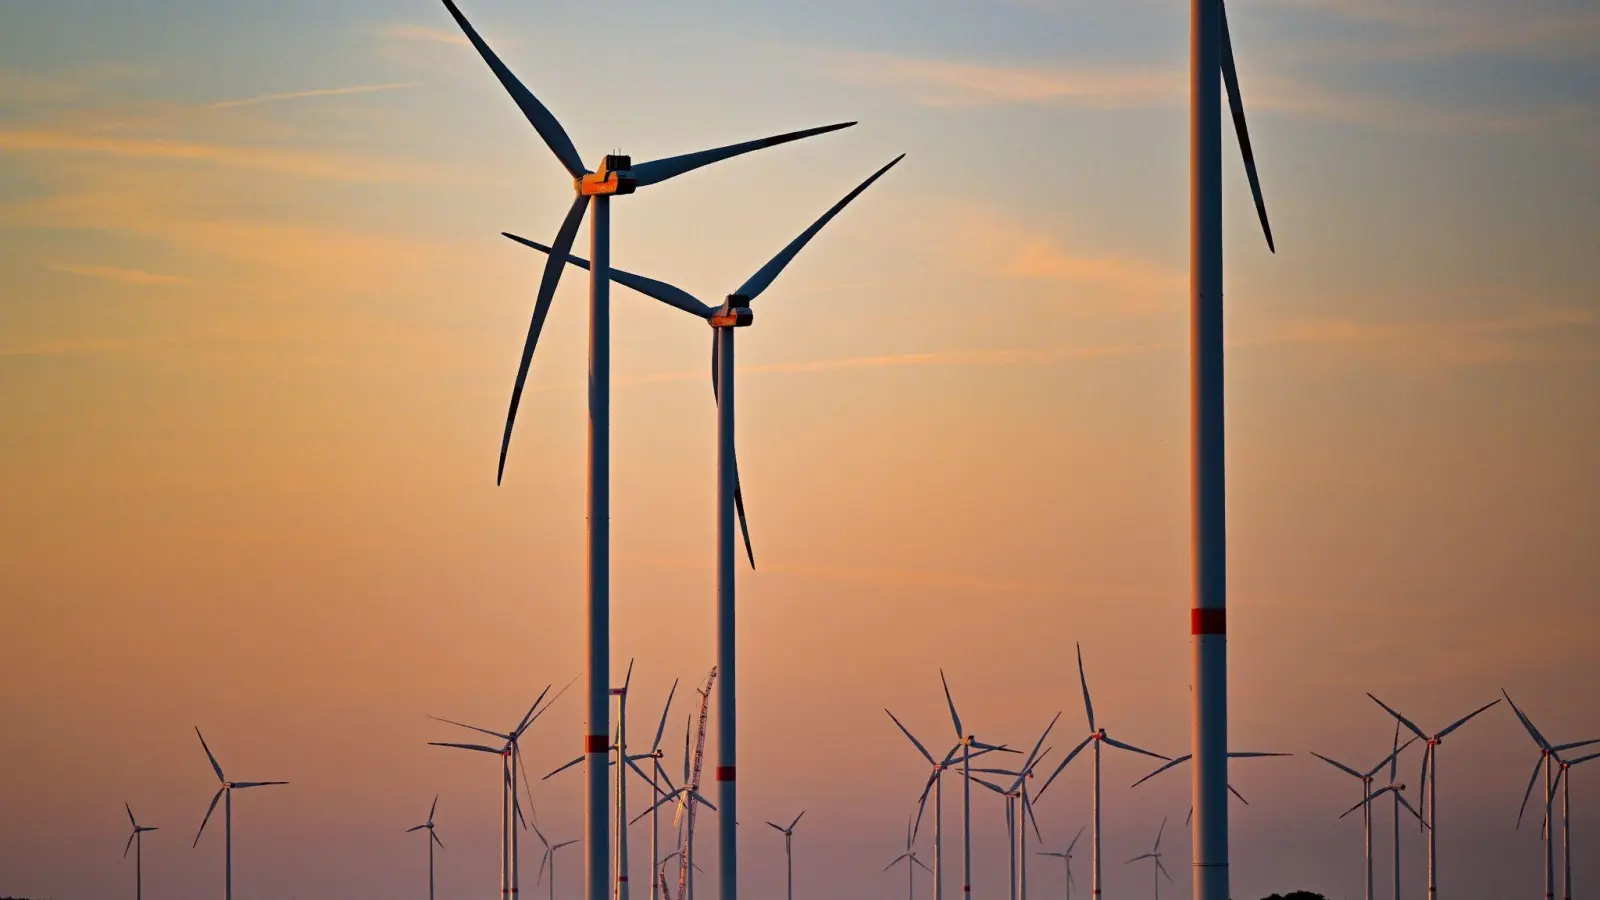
[1,1,1597,899]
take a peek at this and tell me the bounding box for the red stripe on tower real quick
[1191,608,1226,635]
[586,734,608,754]
[716,766,736,781]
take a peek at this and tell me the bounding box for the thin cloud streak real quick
[47,262,190,285]
[202,82,419,111]
[376,24,472,47]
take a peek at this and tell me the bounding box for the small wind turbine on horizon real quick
[936,670,1017,900]
[123,802,158,900]
[435,7,854,897]
[1035,644,1169,900]
[766,811,805,900]
[406,795,445,900]
[1036,825,1087,900]
[1125,819,1172,900]
[534,820,580,900]
[1368,693,1501,900]
[1501,689,1600,900]
[966,713,1059,900]
[1311,727,1419,900]
[191,728,288,900]
[884,814,934,900]
[1551,748,1600,900]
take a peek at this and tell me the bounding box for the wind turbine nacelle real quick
[710,298,753,328]
[579,154,636,196]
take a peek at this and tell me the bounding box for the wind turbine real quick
[407,795,446,900]
[1309,731,1417,900]
[429,686,558,900]
[631,712,718,900]
[1186,0,1277,895]
[1501,689,1600,900]
[936,670,1017,900]
[1553,749,1600,900]
[885,815,934,900]
[534,821,580,900]
[1035,644,1169,900]
[1125,819,1172,900]
[766,811,805,900]
[435,7,852,897]
[1036,826,1086,900]
[124,803,158,900]
[887,710,1011,900]
[965,713,1059,900]
[1368,694,1501,900]
[1130,750,1291,827]
[190,728,288,900]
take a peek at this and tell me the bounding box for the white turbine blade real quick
[654,757,680,794]
[1133,754,1193,789]
[1438,699,1501,739]
[436,1,586,179]
[624,755,665,795]
[231,781,288,789]
[1127,853,1154,864]
[497,193,588,485]
[652,679,679,752]
[526,673,582,731]
[883,853,911,872]
[1570,750,1600,767]
[789,810,805,831]
[1023,792,1044,843]
[1066,823,1086,854]
[971,741,1020,754]
[1103,735,1169,761]
[124,831,136,857]
[1341,787,1392,819]
[1395,790,1427,825]
[629,122,855,188]
[428,794,439,824]
[688,789,718,811]
[709,335,758,570]
[513,684,554,738]
[939,669,964,737]
[429,715,509,742]
[1501,689,1552,752]
[544,755,585,780]
[503,233,718,318]
[1217,0,1274,252]
[913,855,933,873]
[1364,737,1418,780]
[407,824,428,833]
[1037,735,1094,799]
[1154,817,1166,851]
[532,816,549,849]
[139,826,159,833]
[193,786,225,847]
[911,772,938,842]
[972,777,1009,796]
[429,741,504,755]
[433,830,444,849]
[537,849,550,886]
[733,154,904,302]
[1515,755,1545,829]
[766,821,785,833]
[126,802,137,829]
[1158,859,1174,883]
[194,728,225,783]
[1075,643,1096,732]
[1554,737,1600,753]
[1014,712,1063,787]
[886,709,939,766]
[1367,694,1428,742]
[555,839,578,850]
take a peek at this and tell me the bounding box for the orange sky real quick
[2,1,1598,899]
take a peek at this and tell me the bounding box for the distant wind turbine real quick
[966,713,1059,900]
[534,820,579,900]
[1124,819,1173,900]
[1310,729,1417,900]
[406,795,445,900]
[937,670,1017,900]
[884,815,934,900]
[1552,749,1600,900]
[1036,825,1087,900]
[766,811,805,900]
[1501,689,1600,900]
[1035,644,1168,900]
[1369,694,1501,900]
[191,728,288,900]
[124,803,158,900]
[436,6,853,897]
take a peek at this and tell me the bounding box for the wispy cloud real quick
[376,24,471,47]
[1264,0,1600,61]
[47,263,190,285]
[0,128,446,183]
[201,82,418,111]
[818,50,1180,109]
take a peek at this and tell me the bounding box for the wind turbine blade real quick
[436,1,586,179]
[195,728,225,782]
[911,772,937,842]
[1038,735,1094,799]
[428,794,439,823]
[140,826,159,833]
[886,709,939,766]
[126,802,137,829]
[1217,0,1274,253]
[1502,688,1550,751]
[733,154,904,302]
[883,853,910,872]
[939,669,964,737]
[501,233,716,318]
[1227,784,1249,805]
[789,810,805,830]
[554,839,580,849]
[1075,643,1096,732]
[1014,712,1063,786]
[1363,737,1418,780]
[688,789,718,811]
[1024,793,1044,843]
[914,855,933,873]
[514,685,554,738]
[1340,788,1391,819]
[407,824,427,833]
[193,787,224,847]
[766,821,785,833]
[231,781,288,789]
[652,679,679,752]
[1396,789,1426,824]
[1571,750,1600,767]
[1127,853,1154,864]
[515,747,539,825]
[524,672,581,733]
[433,831,444,849]
[709,338,757,570]
[545,755,586,780]
[625,755,662,793]
[1367,694,1428,742]
[1155,817,1166,851]
[429,741,505,755]
[1389,722,1404,782]
[532,817,550,850]
[971,741,1021,754]
[1438,699,1501,739]
[1103,736,1169,761]
[1554,738,1600,753]
[1228,751,1291,759]
[537,848,550,885]
[1158,859,1174,883]
[124,831,136,857]
[1067,824,1086,854]
[1515,755,1544,829]
[428,715,510,742]
[630,122,856,188]
[972,777,1009,796]
[497,193,588,485]
[1133,754,1193,788]
[1419,745,1432,829]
